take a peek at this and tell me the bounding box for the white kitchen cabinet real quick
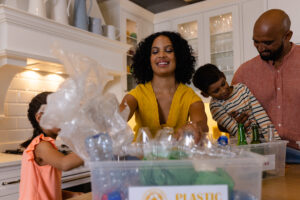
[0,162,21,200]
[240,0,267,61]
[172,14,204,67]
[152,0,273,80]
[203,5,241,84]
[99,0,154,91]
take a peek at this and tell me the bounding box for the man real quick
[232,9,300,162]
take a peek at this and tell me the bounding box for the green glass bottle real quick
[237,123,248,145]
[251,124,261,144]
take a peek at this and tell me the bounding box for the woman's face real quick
[150,35,176,77]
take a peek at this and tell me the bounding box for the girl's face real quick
[207,77,232,100]
[150,35,176,77]
[36,111,60,139]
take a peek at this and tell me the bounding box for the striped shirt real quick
[210,83,278,137]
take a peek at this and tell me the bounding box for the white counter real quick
[0,153,21,168]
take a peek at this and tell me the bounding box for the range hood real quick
[0,5,130,117]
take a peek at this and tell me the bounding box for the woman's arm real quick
[176,100,208,143]
[189,101,208,133]
[34,141,83,171]
[119,94,138,121]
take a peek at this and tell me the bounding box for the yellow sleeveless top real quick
[129,82,202,138]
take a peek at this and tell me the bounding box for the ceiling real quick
[129,0,205,13]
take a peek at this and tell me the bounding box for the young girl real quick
[19,92,84,200]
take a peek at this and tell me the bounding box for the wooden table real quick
[69,164,300,200]
[262,164,300,200]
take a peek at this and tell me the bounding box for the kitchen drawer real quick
[0,193,18,200]
[0,182,19,200]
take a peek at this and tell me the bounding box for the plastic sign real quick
[129,185,228,200]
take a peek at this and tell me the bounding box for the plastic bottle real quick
[237,123,248,145]
[267,124,275,142]
[85,133,114,161]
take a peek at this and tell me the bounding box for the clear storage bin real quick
[89,151,263,200]
[232,140,288,178]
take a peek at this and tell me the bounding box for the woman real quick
[120,31,208,142]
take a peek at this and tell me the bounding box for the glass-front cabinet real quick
[174,15,203,66]
[126,18,138,91]
[204,5,241,84]
[178,21,198,63]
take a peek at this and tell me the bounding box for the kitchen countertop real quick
[68,164,300,200]
[0,152,22,167]
[262,164,300,200]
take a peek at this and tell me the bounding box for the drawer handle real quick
[2,179,20,186]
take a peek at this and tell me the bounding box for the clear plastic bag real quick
[40,46,133,161]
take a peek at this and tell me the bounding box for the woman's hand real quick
[175,121,202,144]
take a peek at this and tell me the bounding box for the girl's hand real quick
[34,141,83,171]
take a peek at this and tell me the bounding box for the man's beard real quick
[259,43,284,61]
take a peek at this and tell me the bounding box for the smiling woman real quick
[119,31,208,142]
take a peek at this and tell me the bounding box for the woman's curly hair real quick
[131,31,196,84]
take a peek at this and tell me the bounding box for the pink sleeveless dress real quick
[19,134,62,200]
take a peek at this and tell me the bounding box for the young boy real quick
[192,64,278,138]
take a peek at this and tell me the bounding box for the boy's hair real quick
[192,64,225,94]
[131,31,196,84]
[21,92,52,148]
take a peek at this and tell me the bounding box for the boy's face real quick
[207,77,232,100]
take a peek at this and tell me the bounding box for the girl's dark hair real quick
[192,63,225,94]
[131,31,196,84]
[20,92,52,148]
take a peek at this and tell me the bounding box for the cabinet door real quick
[121,12,139,91]
[204,5,240,84]
[172,14,204,66]
[242,0,267,62]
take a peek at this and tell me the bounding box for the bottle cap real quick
[217,136,228,146]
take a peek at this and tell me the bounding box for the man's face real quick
[253,26,286,61]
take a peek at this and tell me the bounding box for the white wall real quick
[0,70,65,151]
[267,0,300,44]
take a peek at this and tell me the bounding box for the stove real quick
[4,148,24,155]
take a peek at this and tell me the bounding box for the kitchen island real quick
[68,164,300,200]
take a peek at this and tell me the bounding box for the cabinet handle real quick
[2,179,20,185]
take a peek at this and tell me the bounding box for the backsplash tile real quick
[5,91,17,103]
[17,117,32,129]
[17,91,37,103]
[0,117,17,130]
[6,104,28,117]
[0,70,65,150]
